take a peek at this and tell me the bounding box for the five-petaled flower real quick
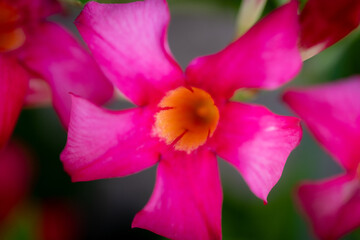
[61,0,303,239]
[0,0,113,149]
[283,77,360,240]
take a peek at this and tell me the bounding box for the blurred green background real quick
[5,0,360,239]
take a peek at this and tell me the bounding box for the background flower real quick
[299,0,360,60]
[283,77,360,240]
[0,0,113,144]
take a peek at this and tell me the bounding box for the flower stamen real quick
[153,87,219,153]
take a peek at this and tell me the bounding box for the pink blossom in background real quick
[61,0,303,239]
[0,0,113,140]
[283,77,360,239]
[299,0,360,60]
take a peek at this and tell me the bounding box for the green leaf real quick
[79,0,90,4]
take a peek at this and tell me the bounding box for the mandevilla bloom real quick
[61,0,302,239]
[300,0,360,60]
[0,0,113,148]
[283,77,360,239]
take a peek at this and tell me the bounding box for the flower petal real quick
[60,96,160,182]
[0,56,28,148]
[283,77,360,172]
[132,150,222,240]
[297,174,360,240]
[19,22,114,128]
[0,142,32,224]
[210,102,301,202]
[300,0,360,60]
[75,0,184,106]
[186,1,301,100]
[28,0,62,19]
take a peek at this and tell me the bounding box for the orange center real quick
[0,2,25,52]
[153,87,219,153]
[357,163,360,179]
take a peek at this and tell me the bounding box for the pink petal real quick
[297,174,360,240]
[185,1,301,100]
[28,0,62,19]
[0,56,29,148]
[75,0,184,106]
[19,22,114,128]
[209,102,301,202]
[300,0,360,58]
[0,142,32,224]
[60,96,160,182]
[283,77,360,172]
[132,150,222,240]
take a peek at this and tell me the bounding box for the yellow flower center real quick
[0,2,26,52]
[153,86,220,153]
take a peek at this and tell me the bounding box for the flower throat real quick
[153,87,219,153]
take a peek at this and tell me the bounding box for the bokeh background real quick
[4,0,360,239]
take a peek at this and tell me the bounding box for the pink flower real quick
[283,77,360,239]
[0,0,114,148]
[299,0,360,60]
[61,0,302,239]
